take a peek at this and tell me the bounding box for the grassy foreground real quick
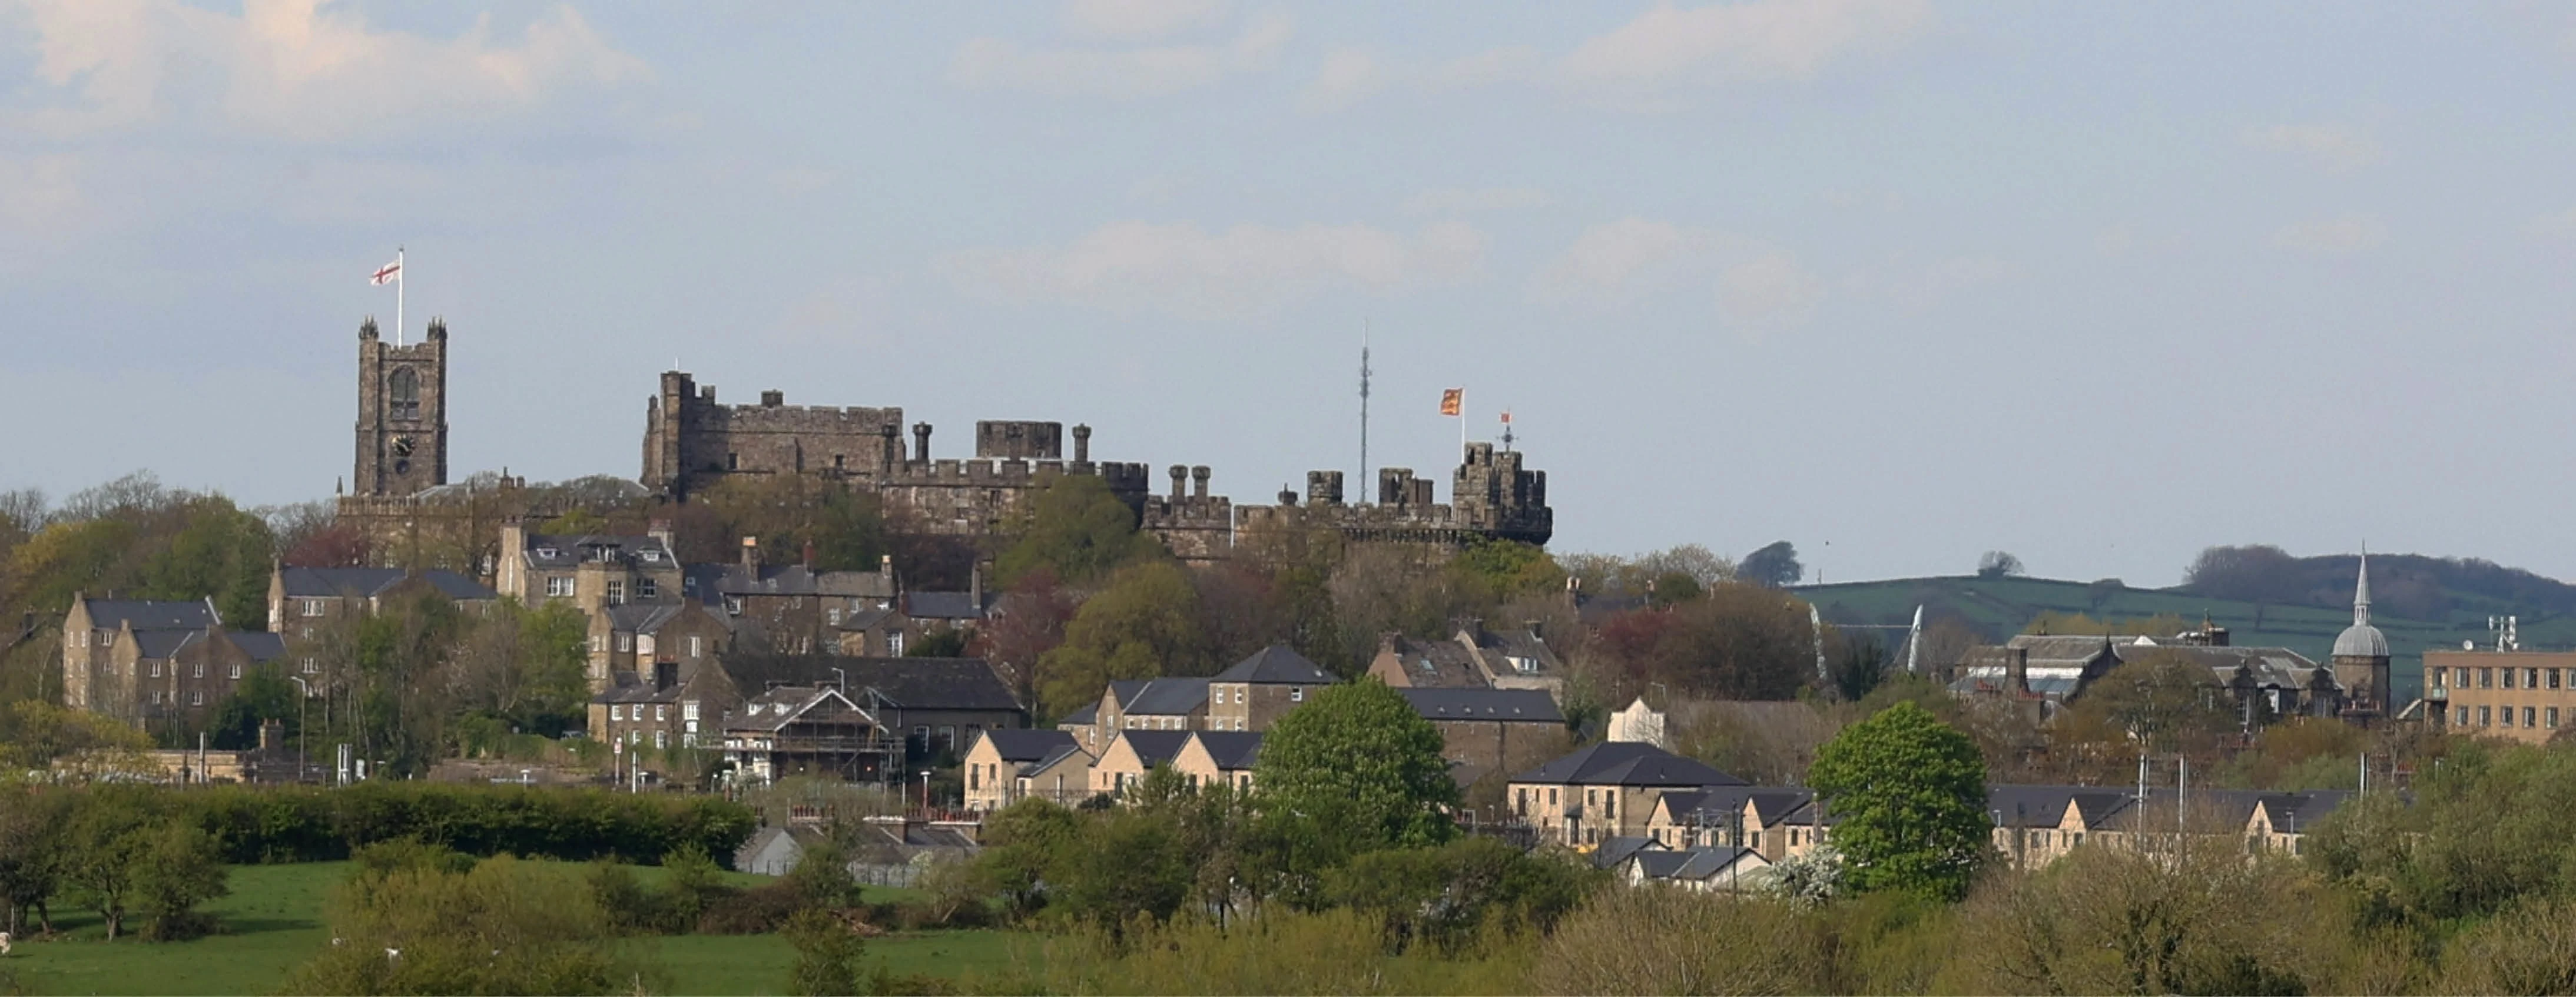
[2,861,1026,996]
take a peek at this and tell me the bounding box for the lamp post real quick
[289,676,313,783]
[919,770,933,814]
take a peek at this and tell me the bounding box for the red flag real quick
[1439,388,1462,416]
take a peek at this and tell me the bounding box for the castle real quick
[339,319,1552,569]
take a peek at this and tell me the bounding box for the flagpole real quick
[1458,388,1467,459]
[396,246,405,347]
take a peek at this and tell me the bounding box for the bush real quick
[784,907,866,997]
[279,854,643,996]
[699,880,809,935]
[180,783,757,867]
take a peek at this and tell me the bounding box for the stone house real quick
[1057,702,1108,755]
[1620,846,1775,893]
[1397,687,1570,781]
[1205,645,1337,732]
[496,522,684,617]
[1645,787,1816,860]
[1508,741,1747,847]
[1169,731,1262,795]
[266,565,497,639]
[1365,621,1567,695]
[720,652,1027,760]
[961,728,1093,811]
[1094,677,1211,736]
[683,545,899,656]
[1090,730,1192,797]
[60,595,286,731]
[588,601,732,691]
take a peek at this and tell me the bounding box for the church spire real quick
[2353,548,2372,628]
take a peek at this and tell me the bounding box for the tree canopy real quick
[1739,541,1803,588]
[1806,700,1988,902]
[996,475,1164,587]
[1252,678,1458,854]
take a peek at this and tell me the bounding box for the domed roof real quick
[2332,549,2388,660]
[2333,622,2389,659]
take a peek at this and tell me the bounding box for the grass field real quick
[2,861,1031,996]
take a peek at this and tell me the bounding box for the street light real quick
[919,770,933,814]
[289,676,313,783]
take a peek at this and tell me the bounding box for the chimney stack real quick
[1191,465,1210,499]
[913,423,933,463]
[2006,647,2030,695]
[801,540,816,571]
[761,389,784,408]
[1168,465,1188,501]
[1072,424,1092,464]
[741,536,760,572]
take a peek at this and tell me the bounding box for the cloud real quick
[1717,253,1824,332]
[940,218,1484,318]
[1884,255,2020,310]
[1298,45,1542,111]
[2526,206,2576,241]
[1534,216,1826,333]
[1403,186,1551,216]
[7,0,649,141]
[2273,214,2389,255]
[0,154,85,232]
[1062,0,1228,41]
[950,12,1291,98]
[2245,123,2383,171]
[1554,0,1929,98]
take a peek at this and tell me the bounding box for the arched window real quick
[389,367,420,421]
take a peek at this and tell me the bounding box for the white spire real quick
[2353,547,2371,627]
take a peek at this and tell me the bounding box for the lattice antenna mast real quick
[1358,320,1372,487]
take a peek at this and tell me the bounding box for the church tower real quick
[354,316,449,496]
[2330,551,2393,721]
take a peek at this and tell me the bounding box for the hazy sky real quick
[8,1,2576,588]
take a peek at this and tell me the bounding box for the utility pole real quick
[1358,322,1372,488]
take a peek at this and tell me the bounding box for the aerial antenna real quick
[1358,320,1372,487]
[1500,409,1515,452]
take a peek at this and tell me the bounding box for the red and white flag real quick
[370,257,402,286]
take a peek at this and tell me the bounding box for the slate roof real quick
[1629,850,1699,879]
[1104,680,1151,710]
[724,685,867,733]
[904,591,991,621]
[228,631,286,661]
[976,728,1080,764]
[1381,637,1488,688]
[1111,730,1193,767]
[591,671,684,705]
[1057,703,1099,726]
[1123,677,1211,717]
[1190,731,1264,770]
[81,597,218,631]
[1594,835,1664,869]
[605,603,692,634]
[1399,687,1565,724]
[1465,624,1564,675]
[522,534,675,570]
[836,605,900,632]
[1513,741,1747,787]
[1214,645,1336,685]
[278,567,495,601]
[686,563,894,601]
[132,630,201,659]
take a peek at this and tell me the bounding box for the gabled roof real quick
[976,728,1080,764]
[590,671,684,705]
[1594,835,1664,869]
[79,597,218,631]
[685,562,893,601]
[1025,743,1089,776]
[133,629,201,660]
[279,567,495,601]
[1104,680,1151,710]
[1108,730,1192,767]
[724,685,870,733]
[1213,645,1335,685]
[1464,624,1563,675]
[1123,677,1211,717]
[1380,636,1487,688]
[605,603,691,634]
[1190,731,1264,770]
[1057,703,1100,726]
[227,631,286,662]
[1512,741,1746,787]
[836,605,900,632]
[1399,687,1564,724]
[721,654,1022,714]
[1628,849,1699,879]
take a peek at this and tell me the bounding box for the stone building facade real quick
[353,316,449,498]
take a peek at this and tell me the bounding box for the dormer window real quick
[641,549,661,562]
[536,546,559,559]
[1510,655,1538,674]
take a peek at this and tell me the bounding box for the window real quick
[723,597,743,616]
[688,636,702,658]
[2480,705,2492,726]
[828,608,841,625]
[888,632,904,656]
[655,704,668,722]
[684,701,699,721]
[2552,668,2565,690]
[614,705,628,720]
[2550,708,2561,728]
[2456,707,2471,726]
[2530,668,2544,688]
[192,661,203,678]
[654,731,667,749]
[2525,706,2538,728]
[589,636,605,653]
[190,690,203,706]
[2482,668,2495,688]
[536,545,560,559]
[1290,687,1304,703]
[616,634,633,652]
[2503,708,2516,727]
[941,725,956,750]
[641,549,661,563]
[148,661,161,677]
[637,578,657,599]
[2455,667,2469,687]
[228,663,241,680]
[546,577,575,598]
[727,452,739,470]
[2504,668,2517,690]
[301,657,319,674]
[607,580,625,605]
[302,599,326,617]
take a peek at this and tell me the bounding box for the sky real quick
[7,1,2576,588]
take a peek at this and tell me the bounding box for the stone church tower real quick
[353,316,449,496]
[2330,551,2392,720]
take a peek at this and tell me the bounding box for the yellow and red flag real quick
[1439,388,1463,416]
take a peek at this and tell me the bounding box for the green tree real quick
[787,835,858,911]
[139,497,275,628]
[972,799,1082,920]
[1252,679,1458,859]
[134,823,229,940]
[1739,540,1803,588]
[1036,561,1208,716]
[1806,701,1988,902]
[996,475,1163,587]
[62,787,158,939]
[280,854,629,996]
[783,907,866,996]
[1447,540,1564,603]
[207,664,301,750]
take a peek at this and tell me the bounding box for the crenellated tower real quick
[353,316,449,497]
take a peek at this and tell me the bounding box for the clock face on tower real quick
[393,435,415,458]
